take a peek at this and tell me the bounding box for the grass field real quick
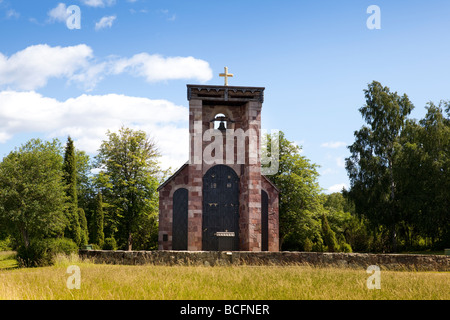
[0,251,17,270]
[0,253,448,300]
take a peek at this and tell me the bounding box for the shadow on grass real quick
[0,251,19,270]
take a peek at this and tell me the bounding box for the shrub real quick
[103,237,118,250]
[312,238,324,252]
[90,244,102,250]
[0,237,12,251]
[340,242,353,253]
[321,213,338,252]
[17,238,78,267]
[303,238,313,252]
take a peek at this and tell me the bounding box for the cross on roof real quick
[219,67,234,86]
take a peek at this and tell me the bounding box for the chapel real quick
[158,68,279,252]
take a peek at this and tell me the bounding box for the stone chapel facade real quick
[158,84,279,252]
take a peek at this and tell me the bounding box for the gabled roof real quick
[157,162,280,194]
[157,162,188,192]
[262,174,280,193]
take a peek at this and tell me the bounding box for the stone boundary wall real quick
[79,250,450,271]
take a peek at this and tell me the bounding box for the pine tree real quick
[92,192,105,248]
[78,208,89,246]
[321,213,338,252]
[303,238,313,252]
[63,136,81,246]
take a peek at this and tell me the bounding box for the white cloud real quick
[0,44,93,90]
[159,9,176,21]
[80,0,116,7]
[327,183,349,193]
[320,168,336,176]
[95,15,116,31]
[112,53,212,83]
[0,132,12,144]
[6,9,20,19]
[321,141,347,149]
[0,44,213,91]
[336,156,346,168]
[48,3,69,22]
[0,91,189,170]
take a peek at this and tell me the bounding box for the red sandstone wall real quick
[158,164,189,250]
[159,94,279,252]
[261,176,280,252]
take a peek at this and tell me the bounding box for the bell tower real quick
[158,68,279,252]
[187,79,265,251]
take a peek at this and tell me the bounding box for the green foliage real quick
[346,82,450,251]
[78,208,89,246]
[321,213,338,252]
[265,131,323,251]
[0,139,68,250]
[91,192,105,248]
[16,238,78,267]
[75,149,94,210]
[0,237,12,251]
[303,238,313,252]
[95,126,161,251]
[340,242,352,253]
[346,81,414,252]
[103,237,118,250]
[396,101,450,248]
[63,137,81,246]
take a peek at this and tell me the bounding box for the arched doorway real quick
[261,190,269,251]
[172,188,188,250]
[202,165,239,251]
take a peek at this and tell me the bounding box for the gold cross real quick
[219,67,234,86]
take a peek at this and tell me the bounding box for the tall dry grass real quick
[0,255,448,300]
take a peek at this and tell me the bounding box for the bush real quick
[321,213,338,252]
[303,238,313,252]
[0,237,12,251]
[103,237,118,250]
[90,244,102,250]
[17,238,78,267]
[312,238,324,252]
[340,242,353,253]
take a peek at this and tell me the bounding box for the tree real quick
[396,101,450,248]
[78,208,89,246]
[0,139,67,249]
[75,149,94,213]
[323,192,357,252]
[321,213,338,252]
[91,192,105,248]
[346,81,414,252]
[264,131,323,251]
[63,136,81,246]
[95,126,161,251]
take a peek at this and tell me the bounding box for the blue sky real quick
[0,0,449,193]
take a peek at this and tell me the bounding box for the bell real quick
[218,121,226,131]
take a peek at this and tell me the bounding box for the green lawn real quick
[0,254,448,300]
[0,251,17,270]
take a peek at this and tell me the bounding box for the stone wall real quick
[261,176,279,252]
[79,250,450,271]
[158,91,280,252]
[158,164,190,251]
